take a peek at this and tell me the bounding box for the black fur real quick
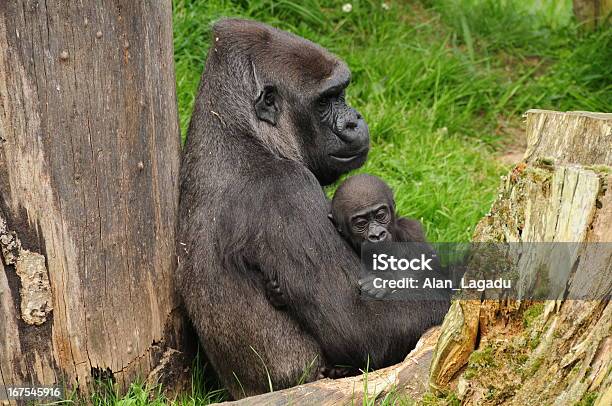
[330,174,428,252]
[177,19,447,398]
[330,174,448,303]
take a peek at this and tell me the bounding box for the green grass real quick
[173,0,610,244]
[522,302,545,328]
[86,0,610,403]
[55,354,227,405]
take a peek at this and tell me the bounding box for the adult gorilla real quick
[178,19,446,398]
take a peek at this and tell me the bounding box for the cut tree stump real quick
[0,0,185,396]
[429,110,611,405]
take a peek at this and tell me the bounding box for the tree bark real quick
[0,0,184,395]
[429,110,611,405]
[572,0,612,28]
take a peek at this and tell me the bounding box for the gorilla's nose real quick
[368,228,388,242]
[336,109,367,144]
[343,110,361,131]
[345,112,360,130]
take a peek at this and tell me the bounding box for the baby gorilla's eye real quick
[352,218,368,232]
[264,92,275,106]
[375,208,389,222]
[317,96,330,107]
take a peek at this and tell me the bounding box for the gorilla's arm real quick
[257,205,372,365]
[218,163,384,367]
[394,216,427,242]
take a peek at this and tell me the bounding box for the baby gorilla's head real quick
[330,174,396,252]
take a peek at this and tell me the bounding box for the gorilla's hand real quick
[317,365,356,380]
[358,275,390,299]
[265,278,287,309]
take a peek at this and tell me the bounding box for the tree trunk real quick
[572,0,612,28]
[429,110,611,405]
[0,0,184,395]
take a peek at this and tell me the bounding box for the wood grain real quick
[0,0,183,394]
[221,327,441,406]
[429,110,612,405]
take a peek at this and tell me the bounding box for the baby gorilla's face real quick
[340,203,394,251]
[330,173,398,252]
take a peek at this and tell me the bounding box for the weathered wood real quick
[429,110,612,405]
[0,0,183,395]
[572,0,612,28]
[221,327,441,406]
[524,110,612,166]
[428,300,479,393]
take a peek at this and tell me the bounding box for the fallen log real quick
[222,327,440,405]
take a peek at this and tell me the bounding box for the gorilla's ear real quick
[327,213,342,234]
[326,200,336,224]
[255,85,279,125]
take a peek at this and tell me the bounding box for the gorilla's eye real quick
[318,96,330,107]
[352,218,368,232]
[322,90,344,103]
[264,92,275,106]
[375,208,389,222]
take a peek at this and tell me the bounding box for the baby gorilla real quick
[329,174,433,300]
[329,174,426,251]
[265,173,429,305]
[265,173,435,379]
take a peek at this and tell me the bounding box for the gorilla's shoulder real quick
[240,158,322,197]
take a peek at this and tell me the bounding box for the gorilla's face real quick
[254,68,369,186]
[250,31,369,186]
[303,70,370,186]
[339,203,393,252]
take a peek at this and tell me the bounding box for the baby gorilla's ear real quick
[327,200,335,224]
[327,212,343,234]
[327,212,337,225]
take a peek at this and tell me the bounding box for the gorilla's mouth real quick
[329,148,368,163]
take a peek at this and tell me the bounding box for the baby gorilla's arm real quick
[359,275,391,299]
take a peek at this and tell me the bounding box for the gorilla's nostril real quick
[345,121,358,130]
[368,229,387,242]
[356,112,362,120]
